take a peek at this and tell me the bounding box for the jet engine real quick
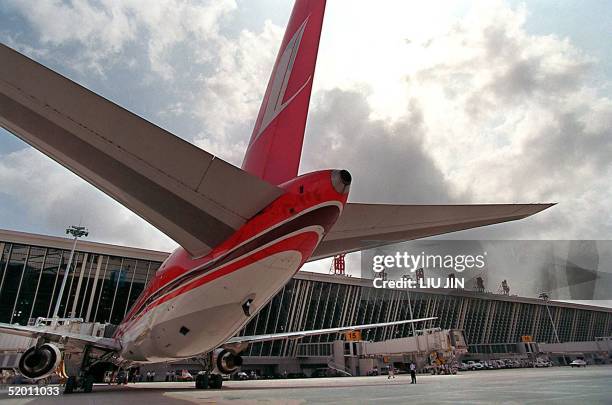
[18,343,62,379]
[215,349,243,374]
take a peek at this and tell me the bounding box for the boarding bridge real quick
[362,328,462,356]
[0,318,115,369]
[25,317,115,338]
[538,336,612,365]
[297,329,467,376]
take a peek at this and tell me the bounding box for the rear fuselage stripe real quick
[122,204,340,327]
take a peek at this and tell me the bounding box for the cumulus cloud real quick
[308,1,612,242]
[193,20,283,165]
[302,88,455,204]
[405,3,612,240]
[299,88,458,274]
[302,1,611,269]
[3,0,236,76]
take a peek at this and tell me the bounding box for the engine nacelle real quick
[215,349,243,374]
[18,343,62,380]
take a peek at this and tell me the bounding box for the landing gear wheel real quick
[209,374,223,389]
[195,373,209,389]
[64,376,76,394]
[83,375,94,393]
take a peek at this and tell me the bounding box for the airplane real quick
[0,0,552,394]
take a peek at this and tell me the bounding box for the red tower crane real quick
[330,254,346,276]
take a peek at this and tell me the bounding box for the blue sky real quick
[516,0,612,85]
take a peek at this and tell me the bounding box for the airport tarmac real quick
[0,365,611,404]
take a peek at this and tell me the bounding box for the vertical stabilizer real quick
[242,0,326,185]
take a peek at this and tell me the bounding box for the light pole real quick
[539,292,560,344]
[51,225,88,323]
[403,275,417,336]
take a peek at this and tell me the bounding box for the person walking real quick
[387,364,395,379]
[410,362,417,384]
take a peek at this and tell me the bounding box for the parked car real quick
[367,367,380,376]
[570,359,587,368]
[489,360,503,369]
[534,359,552,368]
[467,361,484,370]
[483,361,497,370]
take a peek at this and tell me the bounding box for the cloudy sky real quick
[1,0,611,276]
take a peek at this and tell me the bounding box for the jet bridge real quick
[328,328,467,376]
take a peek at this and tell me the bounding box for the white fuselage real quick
[119,227,324,363]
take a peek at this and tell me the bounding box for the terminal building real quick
[1,228,611,376]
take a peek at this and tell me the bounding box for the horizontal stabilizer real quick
[0,44,284,257]
[310,203,554,261]
[226,316,437,344]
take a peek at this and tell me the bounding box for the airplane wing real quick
[0,322,121,352]
[225,316,437,344]
[0,44,284,258]
[310,203,554,261]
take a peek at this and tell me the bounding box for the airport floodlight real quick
[66,225,89,238]
[52,225,89,322]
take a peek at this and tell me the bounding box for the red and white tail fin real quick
[242,0,326,185]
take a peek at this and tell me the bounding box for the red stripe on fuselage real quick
[115,229,320,338]
[122,202,340,326]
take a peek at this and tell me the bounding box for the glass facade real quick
[238,277,612,358]
[0,233,610,354]
[0,240,161,325]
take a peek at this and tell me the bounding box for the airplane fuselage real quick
[115,169,351,363]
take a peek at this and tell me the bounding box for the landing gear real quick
[195,372,223,389]
[209,374,223,389]
[64,376,76,394]
[63,374,94,394]
[62,345,112,394]
[83,375,94,393]
[195,373,208,389]
[194,352,224,390]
